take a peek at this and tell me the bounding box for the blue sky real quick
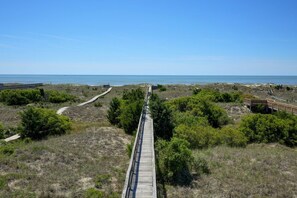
[0,0,297,75]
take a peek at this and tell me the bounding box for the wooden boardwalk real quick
[122,86,157,198]
[244,99,297,115]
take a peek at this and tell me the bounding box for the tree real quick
[107,97,121,125]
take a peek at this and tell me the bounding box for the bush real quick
[156,137,193,185]
[108,88,145,134]
[107,98,121,125]
[20,107,71,139]
[192,88,242,103]
[46,90,76,103]
[239,113,297,146]
[174,124,247,149]
[174,124,219,149]
[0,89,76,105]
[150,94,174,140]
[0,90,30,105]
[173,112,209,128]
[122,88,144,102]
[219,126,248,147]
[167,96,230,128]
[120,100,143,134]
[198,100,230,128]
[157,84,167,92]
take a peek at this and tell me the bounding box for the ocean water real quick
[0,75,296,85]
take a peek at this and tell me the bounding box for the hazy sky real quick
[0,0,297,75]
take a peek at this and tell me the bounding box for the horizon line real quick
[1,74,297,76]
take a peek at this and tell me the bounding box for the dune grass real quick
[166,143,297,198]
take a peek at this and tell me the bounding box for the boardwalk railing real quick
[122,86,157,198]
[244,99,297,115]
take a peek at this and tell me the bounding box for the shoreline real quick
[1,75,297,86]
[1,82,297,87]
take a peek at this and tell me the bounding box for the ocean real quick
[0,75,296,86]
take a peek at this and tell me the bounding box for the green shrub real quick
[46,90,76,103]
[157,84,167,91]
[167,96,230,128]
[120,100,143,134]
[173,112,209,128]
[20,107,71,139]
[150,94,174,140]
[219,126,248,147]
[174,124,220,149]
[122,88,144,102]
[174,124,247,149]
[239,113,297,146]
[156,137,193,185]
[108,88,145,134]
[274,111,297,147]
[107,98,121,125]
[192,88,242,103]
[0,90,30,105]
[0,89,76,105]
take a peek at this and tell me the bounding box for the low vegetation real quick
[150,87,297,197]
[20,107,71,139]
[107,88,144,134]
[0,85,134,197]
[192,88,242,103]
[157,84,167,92]
[0,89,77,106]
[240,111,297,147]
